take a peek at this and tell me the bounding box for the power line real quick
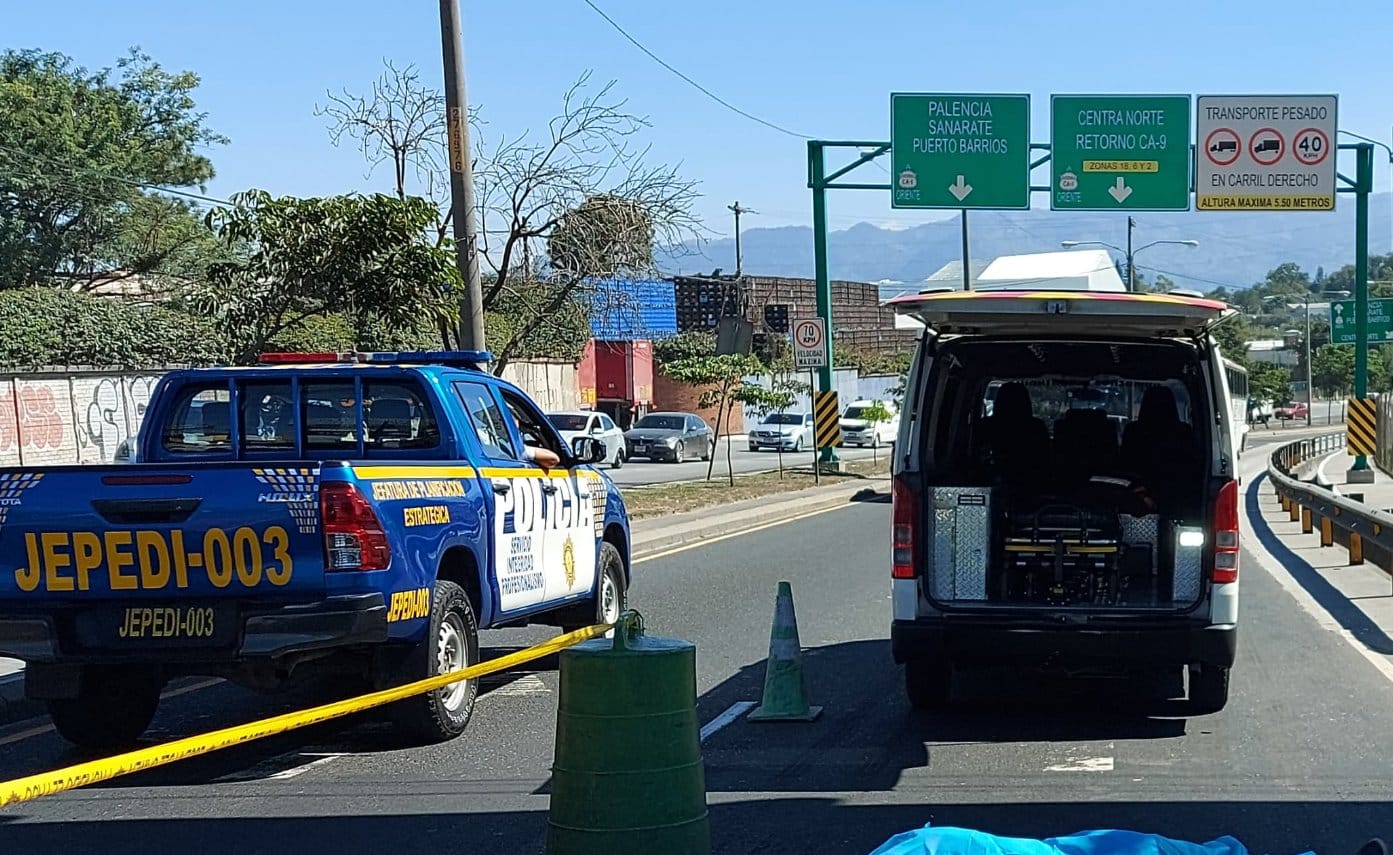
[578,0,810,140]
[0,142,233,209]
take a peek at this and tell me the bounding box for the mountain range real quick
[659,193,1393,293]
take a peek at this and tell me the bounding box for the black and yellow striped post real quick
[812,390,842,478]
[1348,397,1377,459]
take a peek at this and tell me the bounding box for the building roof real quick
[975,250,1125,291]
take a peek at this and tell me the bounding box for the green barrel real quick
[546,620,710,855]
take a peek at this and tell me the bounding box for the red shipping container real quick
[595,340,653,405]
[577,340,597,409]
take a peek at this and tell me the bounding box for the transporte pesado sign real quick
[1195,95,1338,212]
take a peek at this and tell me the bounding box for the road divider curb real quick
[0,622,613,810]
[630,480,886,561]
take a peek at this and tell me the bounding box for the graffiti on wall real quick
[76,375,158,464]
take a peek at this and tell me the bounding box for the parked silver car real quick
[747,412,814,452]
[624,412,714,463]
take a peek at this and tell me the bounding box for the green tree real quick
[660,352,765,484]
[0,48,226,289]
[1211,316,1253,369]
[741,374,809,478]
[1311,344,1385,397]
[653,330,717,366]
[0,287,222,369]
[197,190,458,362]
[858,399,894,463]
[1250,364,1292,408]
[320,68,702,370]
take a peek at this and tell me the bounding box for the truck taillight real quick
[1213,479,1239,584]
[320,483,392,571]
[892,476,917,579]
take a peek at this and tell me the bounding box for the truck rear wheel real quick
[392,580,479,743]
[48,666,163,750]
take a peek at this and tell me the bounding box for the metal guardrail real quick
[1267,432,1393,573]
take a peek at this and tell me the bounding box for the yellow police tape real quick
[0,622,612,810]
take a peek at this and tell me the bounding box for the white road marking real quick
[1045,756,1114,772]
[1317,450,1344,493]
[488,674,549,697]
[214,752,346,784]
[1244,468,1393,687]
[634,504,856,565]
[700,701,756,743]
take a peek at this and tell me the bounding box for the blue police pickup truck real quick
[0,351,631,749]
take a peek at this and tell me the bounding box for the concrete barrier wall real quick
[0,372,161,466]
[0,361,580,467]
[1377,393,1393,475]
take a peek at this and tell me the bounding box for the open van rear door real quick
[887,290,1236,339]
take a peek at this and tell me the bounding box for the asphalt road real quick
[608,435,883,487]
[2,434,1392,854]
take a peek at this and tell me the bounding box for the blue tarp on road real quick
[868,826,1314,855]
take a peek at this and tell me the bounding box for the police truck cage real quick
[257,350,495,367]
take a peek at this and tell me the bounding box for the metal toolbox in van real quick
[928,487,994,601]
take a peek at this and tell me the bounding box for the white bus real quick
[1222,357,1249,455]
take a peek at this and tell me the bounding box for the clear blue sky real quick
[7,0,1393,241]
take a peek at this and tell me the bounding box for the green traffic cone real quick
[747,580,822,723]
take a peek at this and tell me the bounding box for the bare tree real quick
[320,65,705,371]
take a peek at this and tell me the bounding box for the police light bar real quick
[257,352,355,364]
[355,350,494,367]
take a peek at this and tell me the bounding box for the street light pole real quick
[439,0,486,353]
[1305,297,1313,427]
[1126,216,1136,292]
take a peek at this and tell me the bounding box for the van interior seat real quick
[200,401,231,439]
[1052,407,1119,488]
[1121,386,1202,512]
[977,381,1050,489]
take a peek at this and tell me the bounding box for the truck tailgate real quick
[0,465,326,606]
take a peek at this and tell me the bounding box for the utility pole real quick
[1304,296,1314,427]
[728,201,755,277]
[960,210,971,290]
[1125,216,1136,292]
[439,0,486,353]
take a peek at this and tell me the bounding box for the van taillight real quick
[892,476,917,579]
[320,483,392,571]
[1213,479,1239,584]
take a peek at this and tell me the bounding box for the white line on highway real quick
[633,504,857,565]
[1243,472,1393,688]
[1045,756,1114,772]
[700,701,756,743]
[213,751,346,783]
[488,674,549,697]
[267,753,346,780]
[1318,450,1344,492]
[0,677,222,747]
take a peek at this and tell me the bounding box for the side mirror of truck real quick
[571,436,608,463]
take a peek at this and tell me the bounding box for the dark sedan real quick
[624,412,714,463]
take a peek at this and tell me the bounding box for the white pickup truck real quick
[1248,400,1274,426]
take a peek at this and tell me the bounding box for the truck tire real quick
[561,542,628,633]
[392,580,479,743]
[904,659,952,711]
[1188,663,1230,714]
[48,666,163,750]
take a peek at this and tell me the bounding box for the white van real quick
[887,289,1242,714]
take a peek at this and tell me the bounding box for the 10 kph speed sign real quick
[793,318,827,369]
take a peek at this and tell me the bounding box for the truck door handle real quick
[540,483,558,495]
[492,482,510,495]
[91,498,202,525]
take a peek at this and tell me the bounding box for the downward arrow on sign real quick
[1107,177,1132,204]
[948,175,973,202]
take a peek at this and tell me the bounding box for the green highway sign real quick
[1050,95,1192,211]
[1331,299,1393,344]
[890,93,1030,210]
